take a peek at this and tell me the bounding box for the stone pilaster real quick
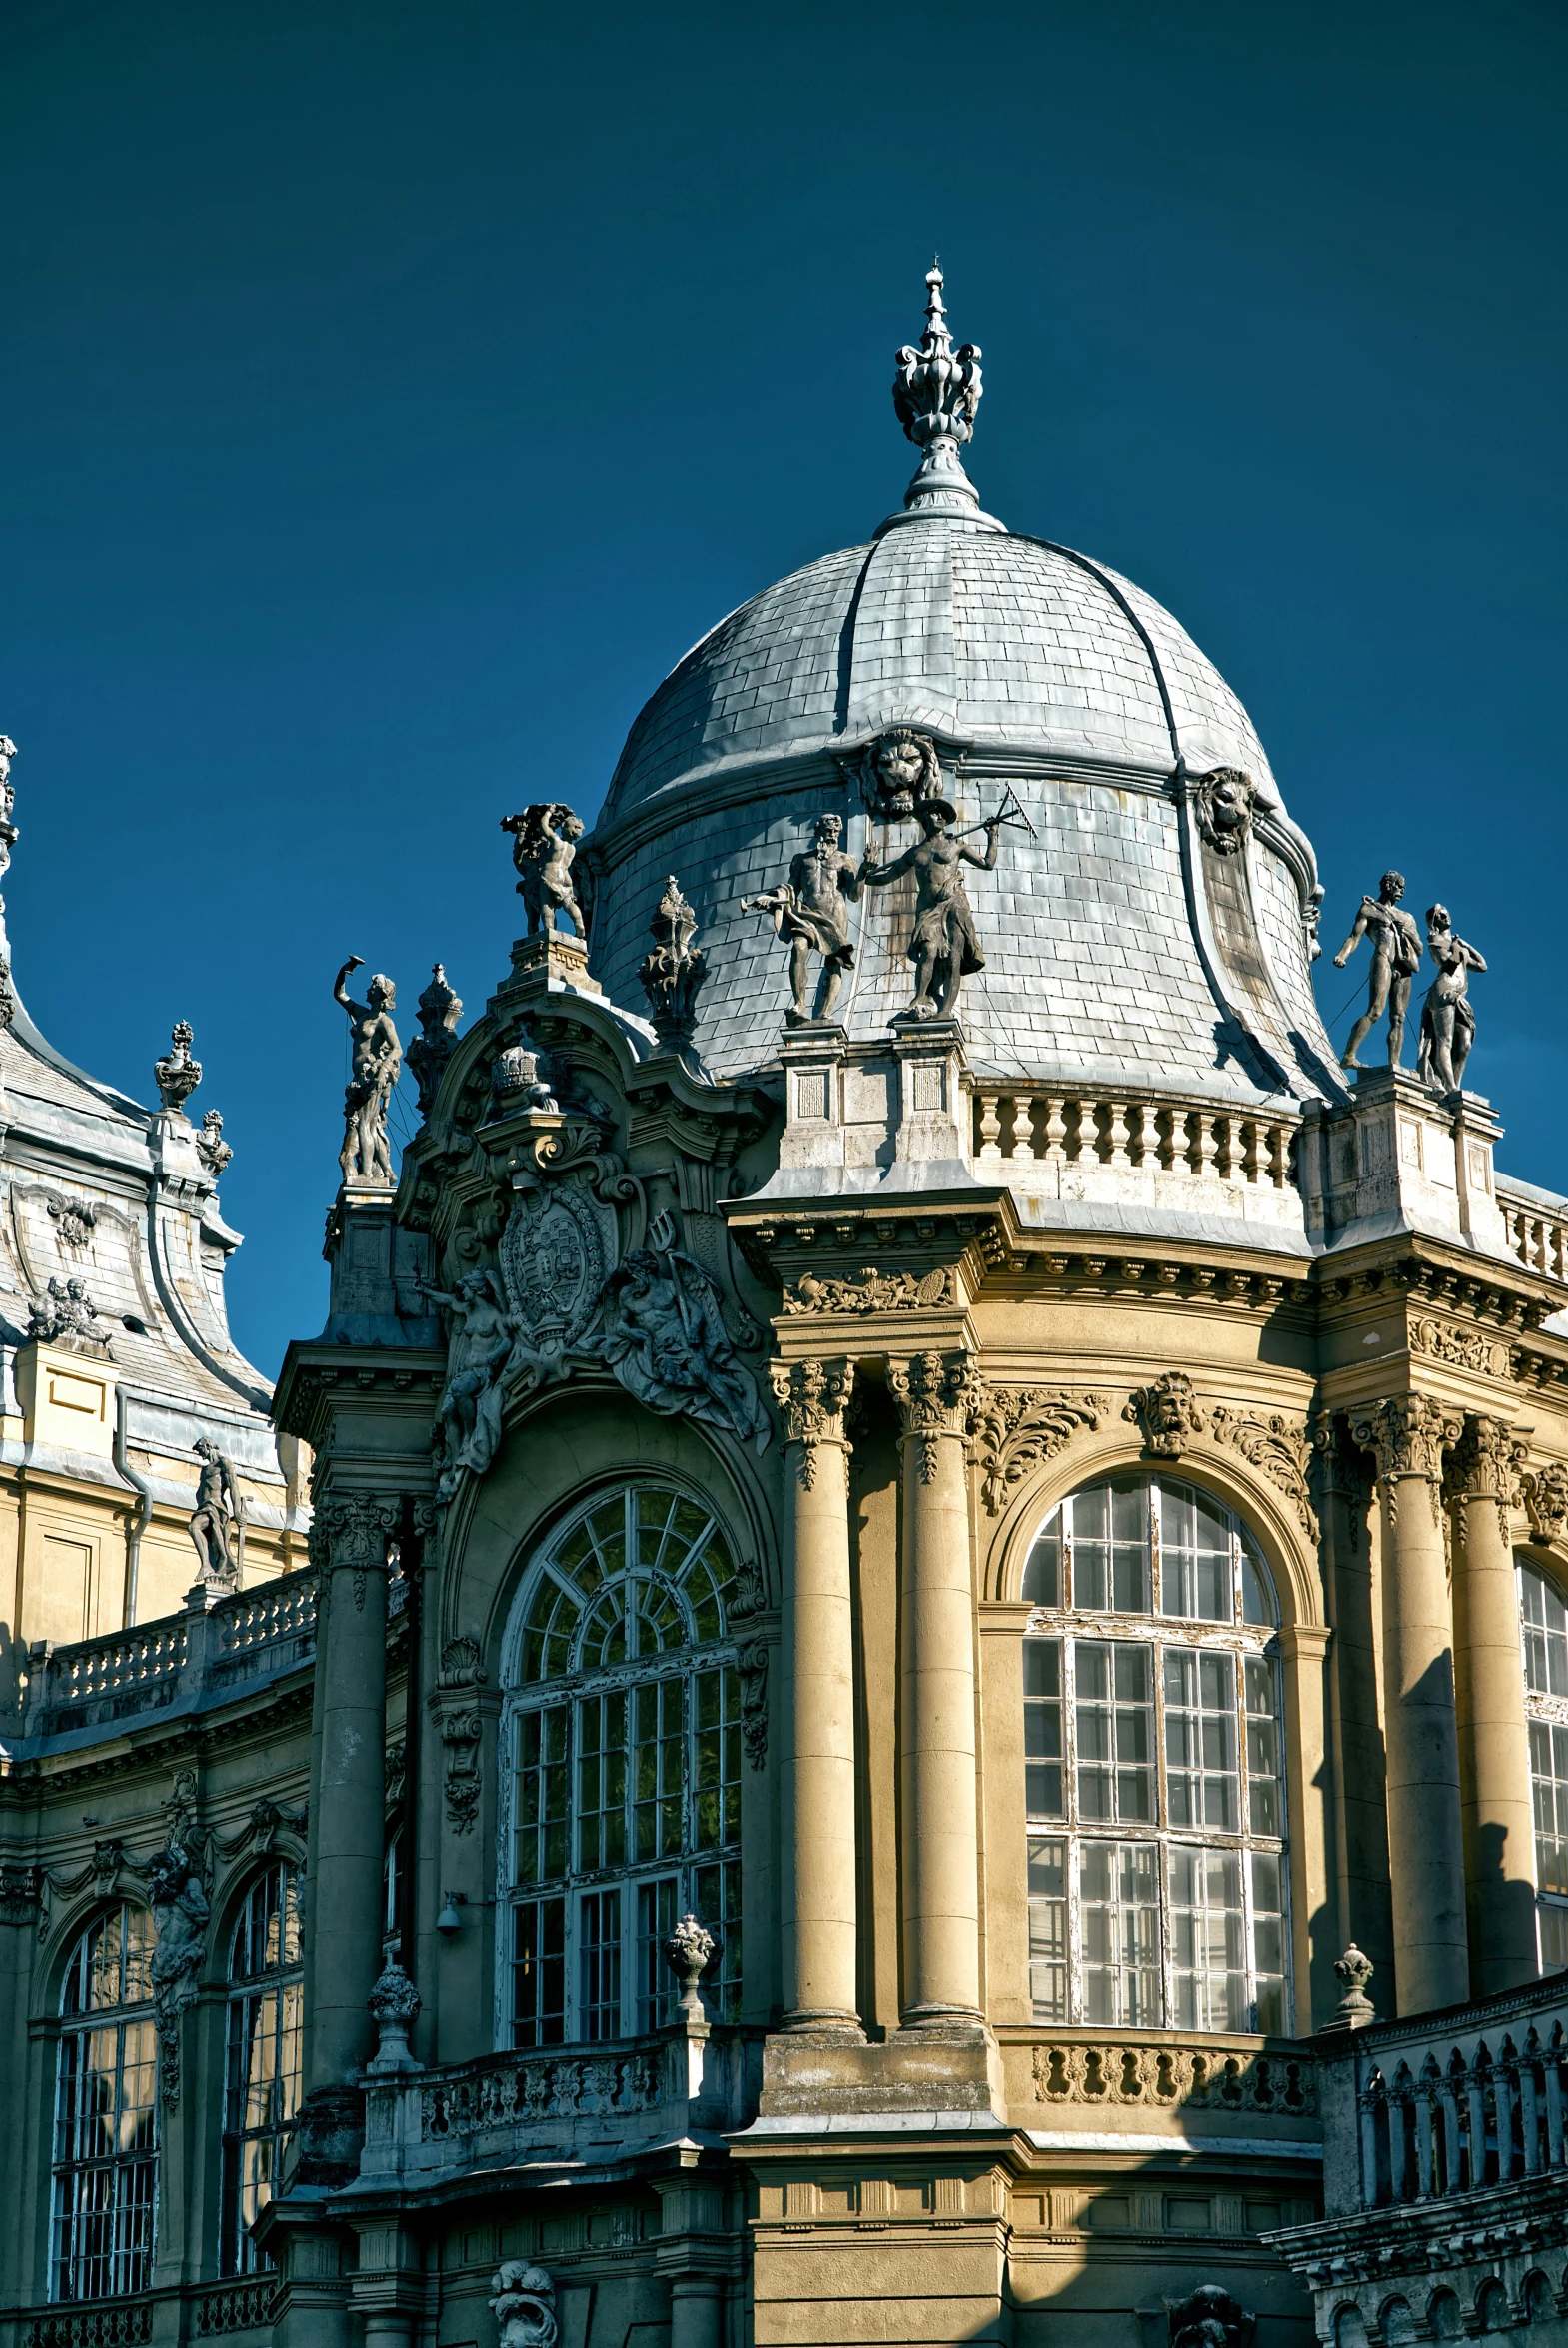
[1448,1414,1538,1994]
[770,1357,860,2033]
[1350,1394,1468,2015]
[888,1348,982,2027]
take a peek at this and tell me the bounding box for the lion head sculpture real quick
[852,728,947,820]
[1190,767,1256,856]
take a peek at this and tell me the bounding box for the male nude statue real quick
[742,812,861,1025]
[189,1437,239,1581]
[1417,904,1486,1094]
[502,804,587,939]
[858,796,1003,1020]
[334,956,402,1182]
[1333,870,1423,1070]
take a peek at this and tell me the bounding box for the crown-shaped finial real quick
[889,264,987,521]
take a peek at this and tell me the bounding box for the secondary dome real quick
[584,268,1340,1107]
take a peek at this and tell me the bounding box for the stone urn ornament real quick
[663,1912,716,2017]
[366,1957,422,2073]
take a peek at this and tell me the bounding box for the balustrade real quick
[21,1572,317,1737]
[968,1087,1294,1191]
[1498,1181,1568,1284]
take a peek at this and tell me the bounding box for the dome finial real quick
[891,261,984,518]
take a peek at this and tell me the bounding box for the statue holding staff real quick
[742,812,861,1026]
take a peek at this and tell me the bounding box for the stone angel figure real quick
[594,1221,769,1452]
[501,803,588,939]
[420,1266,545,1497]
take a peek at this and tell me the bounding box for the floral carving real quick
[437,1637,486,1835]
[966,1384,1111,1514]
[1521,1461,1568,1547]
[887,1349,977,1483]
[1446,1414,1528,1543]
[46,1196,98,1249]
[366,1958,422,2073]
[782,1264,952,1314]
[319,1493,401,1611]
[1410,1315,1511,1377]
[768,1357,854,1488]
[196,1110,233,1178]
[1123,1372,1205,1459]
[1208,1407,1317,1538]
[664,1913,716,2015]
[405,963,464,1113]
[737,1639,769,1771]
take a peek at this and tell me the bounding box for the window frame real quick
[220,1860,304,2276]
[51,1903,160,2304]
[497,1481,746,2049]
[1020,1472,1290,2035]
[1517,1554,1568,1972]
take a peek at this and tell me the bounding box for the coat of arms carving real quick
[499,1177,612,1355]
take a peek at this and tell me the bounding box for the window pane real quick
[1075,1641,1153,1824]
[1539,1897,1568,1975]
[1521,1564,1568,1697]
[52,1907,160,2303]
[1532,1720,1568,1896]
[1027,1838,1067,2022]
[1164,1649,1238,1831]
[1079,1842,1161,2025]
[1244,1657,1282,1836]
[1251,1851,1287,2033]
[580,1889,622,2040]
[512,1897,566,2047]
[1169,1847,1246,2030]
[1023,1639,1063,1820]
[1160,1481,1232,1622]
[1022,1519,1061,1607]
[636,1878,680,2031]
[692,1857,743,2020]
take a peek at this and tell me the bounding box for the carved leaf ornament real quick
[967,1384,1111,1514]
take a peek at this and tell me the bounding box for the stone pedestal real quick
[507,930,604,995]
[778,1025,847,1173]
[1300,1070,1507,1254]
[890,1016,968,1165]
[1353,1396,1470,2015]
[323,1183,435,1344]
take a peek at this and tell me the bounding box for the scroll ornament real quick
[966,1384,1111,1514]
[1208,1407,1317,1539]
[437,1636,486,1835]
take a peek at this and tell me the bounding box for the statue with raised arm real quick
[742,812,861,1026]
[501,803,587,939]
[189,1437,240,1583]
[420,1266,541,1494]
[858,793,1002,1021]
[334,957,402,1184]
[1417,904,1486,1094]
[1333,870,1423,1070]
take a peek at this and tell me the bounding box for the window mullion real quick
[1062,1637,1080,2022]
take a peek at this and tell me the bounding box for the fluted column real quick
[888,1349,981,2027]
[1449,1414,1538,1994]
[771,1357,860,2033]
[308,1491,402,2091]
[1351,1396,1468,2015]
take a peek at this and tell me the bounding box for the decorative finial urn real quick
[154,1022,203,1115]
[890,264,987,519]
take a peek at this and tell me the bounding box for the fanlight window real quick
[1518,1561,1568,1971]
[222,1863,304,2273]
[1021,1473,1289,2034]
[52,1904,159,2302]
[504,1486,744,2044]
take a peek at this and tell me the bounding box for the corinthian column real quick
[307,1491,402,2094]
[888,1349,981,2027]
[1351,1395,1468,2015]
[1449,1414,1538,1993]
[770,1357,860,2034]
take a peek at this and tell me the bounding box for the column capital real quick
[887,1348,977,1482]
[1446,1412,1529,1514]
[318,1491,404,1609]
[769,1357,855,1487]
[1350,1393,1463,1486]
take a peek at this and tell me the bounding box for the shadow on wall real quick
[1474,1820,1543,1992]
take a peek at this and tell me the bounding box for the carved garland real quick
[436,1635,486,1835]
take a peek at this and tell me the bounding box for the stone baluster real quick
[1077,1101,1102,1163]
[769,1359,861,2035]
[1466,2062,1489,2190]
[1268,1123,1291,1187]
[1193,1111,1218,1178]
[1161,1107,1189,1174]
[1008,1091,1037,1163]
[1104,1101,1130,1167]
[1134,1103,1160,1168]
[1437,2066,1463,2193]
[976,1094,1002,1162]
[1413,2071,1436,2197]
[887,1349,982,2028]
[1042,1097,1067,1165]
[1519,2038,1542,2173]
[1351,1397,1469,2015]
[1448,1414,1538,1994]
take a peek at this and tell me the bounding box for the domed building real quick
[6,271,1568,2348]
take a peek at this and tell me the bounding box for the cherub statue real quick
[1333,871,1423,1069]
[501,804,587,939]
[334,957,402,1184]
[1417,904,1486,1094]
[858,792,1003,1020]
[189,1438,240,1582]
[742,812,861,1025]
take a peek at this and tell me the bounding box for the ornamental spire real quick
[891,262,984,519]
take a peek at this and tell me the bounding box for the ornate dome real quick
[585,269,1341,1111]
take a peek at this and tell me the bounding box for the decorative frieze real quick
[781,1264,953,1313]
[1209,1406,1317,1539]
[1029,2039,1314,2116]
[1409,1313,1513,1378]
[421,2048,662,2139]
[965,1384,1111,1514]
[1123,1371,1205,1459]
[768,1357,854,1489]
[887,1349,976,1483]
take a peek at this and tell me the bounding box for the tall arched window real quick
[1020,1472,1288,2032]
[502,1485,744,2044]
[52,1904,159,2301]
[1517,1560,1568,1971]
[221,1863,303,2273]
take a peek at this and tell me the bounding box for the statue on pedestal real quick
[860,794,1005,1022]
[501,804,587,939]
[742,812,860,1026]
[189,1437,241,1583]
[333,957,401,1184]
[1417,904,1486,1094]
[1333,871,1423,1069]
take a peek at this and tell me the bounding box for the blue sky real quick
[2,0,1565,1378]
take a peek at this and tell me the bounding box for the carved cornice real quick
[1123,1372,1205,1459]
[966,1384,1111,1515]
[887,1349,977,1483]
[769,1358,854,1489]
[1209,1406,1317,1539]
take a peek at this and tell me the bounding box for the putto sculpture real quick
[405,963,463,1115]
[27,1275,110,1348]
[1333,870,1423,1070]
[333,956,402,1184]
[1417,904,1485,1094]
[742,812,861,1026]
[188,1437,241,1585]
[153,1021,202,1114]
[638,876,707,1048]
[501,803,587,939]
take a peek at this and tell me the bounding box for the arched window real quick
[52,1904,159,2301]
[1020,1472,1288,2032]
[1517,1560,1568,1970]
[221,1863,303,2274]
[502,1485,744,2044]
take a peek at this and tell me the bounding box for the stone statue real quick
[594,1230,768,1451]
[154,1022,202,1114]
[1191,767,1255,856]
[334,957,402,1184]
[742,812,861,1025]
[1417,905,1485,1094]
[859,794,1004,1021]
[196,1110,233,1178]
[490,2263,558,2348]
[1168,2286,1253,2348]
[28,1275,110,1347]
[406,963,463,1115]
[850,727,947,821]
[492,1044,557,1113]
[421,1267,540,1497]
[501,804,587,939]
[1333,871,1423,1069]
[189,1437,240,1583]
[147,1835,209,2102]
[639,876,707,1048]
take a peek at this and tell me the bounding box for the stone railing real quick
[1498,1179,1568,1285]
[1025,2034,1316,2119]
[421,2044,665,2140]
[967,1086,1297,1196]
[23,2308,158,2348]
[10,2281,276,2348]
[191,2281,279,2337]
[21,1574,318,1738]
